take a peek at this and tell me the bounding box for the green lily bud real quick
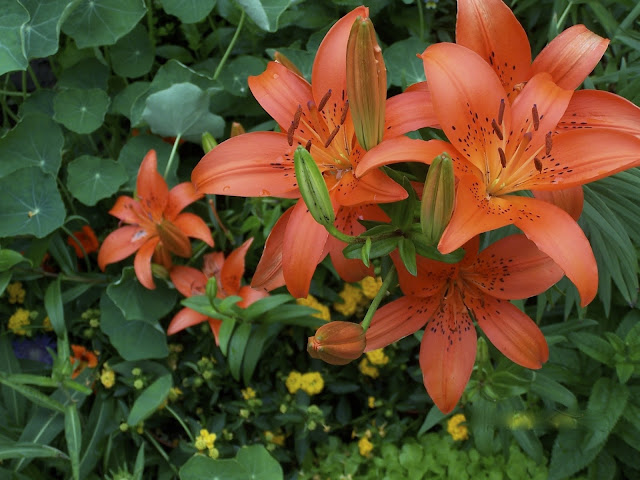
[346,17,386,151]
[205,276,218,304]
[293,146,335,228]
[420,153,455,245]
[201,132,217,153]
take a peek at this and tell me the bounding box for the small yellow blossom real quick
[264,430,286,446]
[296,295,331,322]
[195,429,218,457]
[365,348,389,366]
[168,387,182,402]
[6,282,26,304]
[507,412,535,430]
[333,284,364,317]
[42,316,53,331]
[100,366,116,388]
[447,414,469,441]
[242,387,257,400]
[358,436,374,457]
[8,308,31,335]
[285,371,302,394]
[360,276,382,299]
[300,372,324,396]
[358,358,379,378]
[368,396,376,409]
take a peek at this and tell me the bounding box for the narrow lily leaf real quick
[0,336,23,426]
[0,376,65,413]
[64,404,82,480]
[44,278,65,337]
[398,238,417,276]
[228,323,252,380]
[126,375,172,426]
[218,318,237,356]
[5,374,59,389]
[243,294,292,321]
[243,324,282,383]
[0,442,67,461]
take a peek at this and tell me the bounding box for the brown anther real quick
[532,104,540,131]
[318,89,332,112]
[498,147,506,168]
[340,99,349,125]
[324,125,341,148]
[292,105,302,130]
[287,124,295,146]
[545,132,552,155]
[534,157,543,172]
[491,119,503,140]
[305,139,312,152]
[497,99,505,125]
[522,131,532,146]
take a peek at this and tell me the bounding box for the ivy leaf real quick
[53,88,110,134]
[20,0,80,59]
[160,0,216,24]
[66,155,128,206]
[236,0,292,32]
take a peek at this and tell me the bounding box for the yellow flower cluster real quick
[264,430,286,446]
[100,366,116,389]
[296,295,331,322]
[358,431,374,457]
[358,358,379,378]
[8,308,31,335]
[195,429,219,458]
[42,316,54,331]
[285,371,324,395]
[360,276,382,299]
[365,348,389,366]
[333,284,364,316]
[6,282,26,304]
[368,396,376,409]
[447,414,469,441]
[241,387,256,400]
[168,387,183,402]
[506,412,535,430]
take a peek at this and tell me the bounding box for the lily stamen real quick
[532,104,540,131]
[318,89,332,112]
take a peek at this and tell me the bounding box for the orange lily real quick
[192,7,417,298]
[98,150,213,290]
[357,43,640,306]
[70,344,98,379]
[67,225,99,258]
[167,238,268,344]
[365,235,564,413]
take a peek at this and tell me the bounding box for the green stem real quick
[21,71,27,98]
[165,405,195,443]
[0,89,26,97]
[326,224,359,244]
[417,0,425,42]
[213,11,245,81]
[145,0,156,47]
[164,133,182,179]
[60,224,92,273]
[27,65,41,90]
[144,432,179,476]
[361,265,396,332]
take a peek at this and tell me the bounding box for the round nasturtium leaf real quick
[236,0,291,33]
[53,88,111,134]
[0,167,66,238]
[66,155,128,206]
[0,0,29,75]
[21,0,79,59]
[117,134,178,190]
[383,37,428,89]
[160,0,216,24]
[58,58,110,90]
[219,55,266,97]
[110,24,154,78]
[110,81,150,119]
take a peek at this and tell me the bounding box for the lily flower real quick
[357,43,640,306]
[98,150,213,290]
[365,235,564,413]
[192,7,416,298]
[167,238,268,343]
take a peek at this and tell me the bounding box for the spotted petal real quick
[97,225,151,271]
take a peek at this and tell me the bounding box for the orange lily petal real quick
[203,251,224,283]
[248,61,313,130]
[532,187,583,221]
[109,196,143,225]
[508,195,597,306]
[208,318,223,346]
[364,296,438,351]
[252,207,291,292]
[438,175,513,254]
[384,90,438,139]
[456,0,531,95]
[97,225,151,270]
[333,169,407,207]
[558,89,640,136]
[464,234,564,300]
[531,25,609,90]
[136,150,169,220]
[167,307,208,335]
[134,237,160,290]
[173,212,214,247]
[191,132,299,197]
[392,252,454,298]
[421,42,509,175]
[311,6,368,112]
[237,285,269,308]
[282,199,329,298]
[405,81,429,93]
[470,295,548,369]
[220,238,253,295]
[165,182,203,221]
[169,266,207,298]
[420,293,477,414]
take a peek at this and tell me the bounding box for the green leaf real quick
[569,332,616,365]
[180,455,248,480]
[418,405,447,435]
[66,155,127,206]
[127,375,172,426]
[110,24,154,78]
[61,0,146,48]
[218,318,237,356]
[0,376,65,413]
[44,278,65,337]
[53,88,110,134]
[219,55,266,96]
[79,394,117,478]
[19,89,56,118]
[0,336,24,427]
[58,58,110,90]
[142,82,224,139]
[0,113,64,178]
[0,249,28,271]
[161,0,216,23]
[236,445,283,480]
[21,0,80,58]
[117,134,178,189]
[384,36,428,89]
[236,0,292,32]
[398,238,417,276]
[228,322,252,381]
[0,0,29,75]
[243,294,292,321]
[0,167,65,238]
[132,443,145,480]
[111,81,150,118]
[530,371,577,408]
[0,442,67,461]
[64,404,82,480]
[243,324,281,383]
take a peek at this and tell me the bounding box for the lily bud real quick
[230,122,246,137]
[420,153,455,245]
[308,321,366,365]
[346,16,386,151]
[293,146,335,228]
[205,276,218,304]
[201,132,217,153]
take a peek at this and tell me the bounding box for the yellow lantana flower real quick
[358,358,379,378]
[358,435,374,457]
[333,284,364,316]
[300,372,324,396]
[447,414,469,441]
[242,387,257,400]
[296,295,331,322]
[100,367,116,389]
[285,371,303,394]
[365,348,389,366]
[8,308,31,335]
[360,276,382,299]
[6,282,26,304]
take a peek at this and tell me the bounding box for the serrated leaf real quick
[110,24,154,78]
[127,375,172,426]
[0,0,29,75]
[161,0,216,23]
[236,0,292,32]
[21,0,80,59]
[0,167,65,238]
[66,155,127,206]
[0,113,64,178]
[53,88,110,134]
[61,0,146,48]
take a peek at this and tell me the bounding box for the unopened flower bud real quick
[420,153,455,245]
[202,132,217,153]
[230,122,245,137]
[346,16,386,151]
[205,276,218,304]
[293,146,335,228]
[307,321,365,365]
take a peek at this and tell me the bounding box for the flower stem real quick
[164,133,182,179]
[361,265,396,332]
[213,11,245,81]
[27,65,41,90]
[326,223,359,244]
[164,405,195,443]
[417,0,425,42]
[0,89,26,97]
